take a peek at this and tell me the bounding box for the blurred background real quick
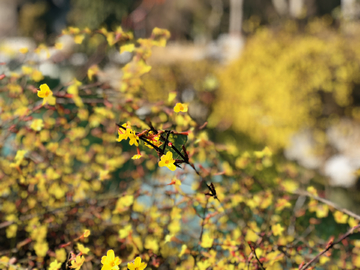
[2,0,360,212]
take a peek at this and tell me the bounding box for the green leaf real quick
[163,133,188,160]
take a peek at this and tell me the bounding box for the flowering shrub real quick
[212,18,360,150]
[0,23,360,270]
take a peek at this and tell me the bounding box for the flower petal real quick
[168,163,177,171]
[134,257,141,266]
[107,249,115,260]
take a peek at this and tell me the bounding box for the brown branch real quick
[248,242,266,270]
[300,224,360,270]
[199,198,209,243]
[294,190,360,221]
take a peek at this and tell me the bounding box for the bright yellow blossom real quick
[174,103,188,113]
[119,224,132,238]
[83,229,91,237]
[132,154,142,160]
[30,119,44,131]
[19,47,29,54]
[120,44,135,54]
[74,35,85,44]
[127,257,147,270]
[201,232,213,248]
[32,70,44,82]
[6,224,17,238]
[117,124,139,146]
[49,260,62,270]
[159,151,177,171]
[117,125,130,142]
[10,150,27,168]
[101,250,121,270]
[77,243,90,255]
[128,130,139,146]
[179,244,187,257]
[22,66,33,75]
[334,211,348,224]
[70,255,85,270]
[37,84,56,105]
[55,43,63,50]
[272,223,284,236]
[55,248,67,262]
[34,241,49,257]
[87,65,99,80]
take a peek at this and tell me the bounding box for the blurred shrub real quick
[143,60,217,99]
[212,19,360,150]
[68,0,134,29]
[142,60,218,123]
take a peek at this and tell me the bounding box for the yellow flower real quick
[101,250,121,270]
[19,47,29,54]
[22,66,33,75]
[144,236,159,253]
[77,243,90,255]
[70,255,85,270]
[32,70,44,82]
[201,232,213,248]
[74,35,85,44]
[127,257,147,270]
[37,84,56,105]
[55,43,63,50]
[83,229,91,238]
[334,211,348,224]
[34,241,49,257]
[179,244,187,257]
[30,119,44,131]
[6,224,17,238]
[49,260,62,270]
[159,151,177,171]
[10,150,27,168]
[272,223,284,236]
[99,169,110,181]
[87,65,99,80]
[144,133,162,149]
[119,224,132,239]
[117,125,130,142]
[120,44,135,54]
[174,103,188,113]
[132,154,142,160]
[55,248,67,262]
[128,130,139,146]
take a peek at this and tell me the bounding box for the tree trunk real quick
[272,0,288,16]
[289,0,305,18]
[0,0,18,38]
[341,0,358,20]
[229,0,244,36]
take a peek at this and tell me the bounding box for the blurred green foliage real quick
[68,0,134,30]
[142,60,218,102]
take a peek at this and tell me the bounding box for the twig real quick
[248,242,266,270]
[294,190,360,221]
[300,224,360,270]
[199,198,209,243]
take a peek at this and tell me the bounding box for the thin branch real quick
[199,198,209,243]
[248,242,266,270]
[300,224,360,270]
[294,190,360,221]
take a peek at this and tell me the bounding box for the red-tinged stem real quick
[300,224,360,270]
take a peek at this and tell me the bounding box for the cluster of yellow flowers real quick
[212,19,360,149]
[101,250,146,270]
[2,22,360,270]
